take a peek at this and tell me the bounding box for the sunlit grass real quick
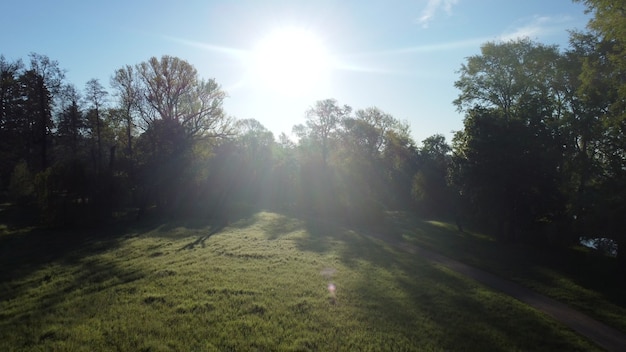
[0,211,602,351]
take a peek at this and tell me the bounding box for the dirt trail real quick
[372,234,626,352]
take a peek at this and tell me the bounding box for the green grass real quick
[385,212,626,334]
[0,210,604,351]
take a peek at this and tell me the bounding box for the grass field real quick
[0,209,613,351]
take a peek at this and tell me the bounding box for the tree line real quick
[1,0,624,272]
[451,0,626,271]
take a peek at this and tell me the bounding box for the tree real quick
[573,0,626,272]
[134,55,232,139]
[452,40,566,242]
[380,125,419,210]
[454,39,561,119]
[112,56,234,214]
[452,107,564,242]
[338,107,415,213]
[110,65,139,156]
[26,53,64,171]
[350,107,398,155]
[412,134,453,216]
[0,56,24,187]
[575,0,626,99]
[84,79,108,173]
[207,119,276,216]
[295,99,351,166]
[56,84,85,158]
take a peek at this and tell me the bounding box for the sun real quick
[249,27,331,97]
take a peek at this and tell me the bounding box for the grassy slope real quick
[0,211,604,351]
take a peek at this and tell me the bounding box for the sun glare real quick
[250,27,331,97]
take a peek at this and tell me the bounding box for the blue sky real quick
[1,0,591,144]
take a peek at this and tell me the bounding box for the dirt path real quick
[371,234,626,352]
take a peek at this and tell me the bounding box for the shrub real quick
[8,160,35,205]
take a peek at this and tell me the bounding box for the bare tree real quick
[111,65,139,155]
[128,55,233,139]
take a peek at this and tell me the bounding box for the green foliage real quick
[29,159,113,227]
[576,0,626,98]
[566,2,626,269]
[452,107,564,242]
[412,134,454,217]
[8,161,34,204]
[453,38,560,118]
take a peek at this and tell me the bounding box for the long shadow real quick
[417,217,626,306]
[0,223,129,303]
[0,203,206,301]
[288,211,598,350]
[387,211,626,332]
[1,249,147,347]
[179,220,228,250]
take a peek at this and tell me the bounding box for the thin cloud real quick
[498,15,573,41]
[339,37,487,59]
[417,0,459,29]
[380,37,487,55]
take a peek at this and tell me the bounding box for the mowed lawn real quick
[0,211,603,351]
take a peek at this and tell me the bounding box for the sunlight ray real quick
[164,35,248,57]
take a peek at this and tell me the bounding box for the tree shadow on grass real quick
[0,251,147,348]
[280,212,602,349]
[179,221,228,250]
[0,223,129,302]
[300,221,600,351]
[0,203,213,302]
[422,216,625,303]
[114,204,259,250]
[389,262,599,351]
[291,213,417,271]
[261,213,304,240]
[386,211,626,331]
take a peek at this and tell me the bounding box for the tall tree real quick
[452,107,563,242]
[453,39,561,119]
[350,107,398,155]
[294,98,351,166]
[412,134,453,216]
[84,79,108,172]
[133,55,232,139]
[0,56,24,186]
[574,0,626,271]
[56,84,84,158]
[452,40,566,242]
[123,56,233,213]
[576,0,626,99]
[23,53,64,171]
[110,65,139,155]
